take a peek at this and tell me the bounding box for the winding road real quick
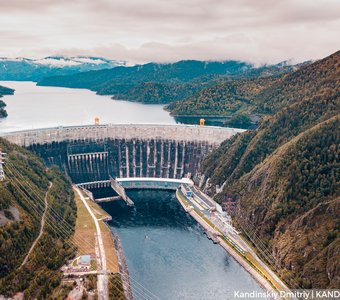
[20,182,52,268]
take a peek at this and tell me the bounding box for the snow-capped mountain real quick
[30,56,126,67]
[0,56,126,81]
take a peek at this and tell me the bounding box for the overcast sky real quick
[0,0,339,64]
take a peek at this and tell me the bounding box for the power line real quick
[4,163,160,300]
[5,170,150,300]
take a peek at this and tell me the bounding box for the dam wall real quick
[1,124,242,147]
[1,124,244,184]
[28,138,213,183]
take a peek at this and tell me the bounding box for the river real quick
[101,190,267,300]
[1,81,267,299]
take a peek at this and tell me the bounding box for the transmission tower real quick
[0,149,6,181]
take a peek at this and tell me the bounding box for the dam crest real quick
[1,124,243,184]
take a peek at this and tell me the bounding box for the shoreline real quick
[175,189,285,298]
[109,228,134,300]
[80,186,289,299]
[72,187,126,299]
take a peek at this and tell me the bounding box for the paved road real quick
[75,187,109,300]
[180,185,291,295]
[20,182,52,268]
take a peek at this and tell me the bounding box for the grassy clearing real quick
[100,222,119,273]
[90,259,97,271]
[74,188,119,273]
[73,189,96,256]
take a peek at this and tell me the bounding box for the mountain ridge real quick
[198,50,340,288]
[37,59,301,105]
[0,56,126,81]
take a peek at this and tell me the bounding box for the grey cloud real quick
[0,0,339,63]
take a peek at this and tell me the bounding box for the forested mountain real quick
[0,56,125,81]
[167,61,312,118]
[38,60,253,103]
[167,76,278,116]
[38,60,299,104]
[0,138,76,298]
[0,85,14,118]
[199,50,340,289]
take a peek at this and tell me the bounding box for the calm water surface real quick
[0,81,176,132]
[101,190,267,300]
[0,81,249,132]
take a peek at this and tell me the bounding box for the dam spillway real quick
[1,124,244,183]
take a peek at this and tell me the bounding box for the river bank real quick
[175,188,290,299]
[63,187,126,300]
[101,189,266,300]
[110,230,133,300]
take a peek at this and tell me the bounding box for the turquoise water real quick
[101,190,266,300]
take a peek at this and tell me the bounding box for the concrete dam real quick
[2,124,243,184]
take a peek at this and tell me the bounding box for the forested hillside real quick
[199,50,340,288]
[0,138,76,298]
[0,85,14,118]
[167,76,278,115]
[38,60,253,103]
[167,61,313,118]
[38,60,298,104]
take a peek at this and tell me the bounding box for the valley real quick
[1,1,339,299]
[0,50,339,299]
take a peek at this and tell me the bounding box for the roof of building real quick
[79,255,91,264]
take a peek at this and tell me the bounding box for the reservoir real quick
[0,81,176,133]
[0,81,245,132]
[101,190,267,300]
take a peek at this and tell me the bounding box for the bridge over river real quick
[1,124,243,184]
[77,177,194,205]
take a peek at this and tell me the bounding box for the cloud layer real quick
[0,0,339,64]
